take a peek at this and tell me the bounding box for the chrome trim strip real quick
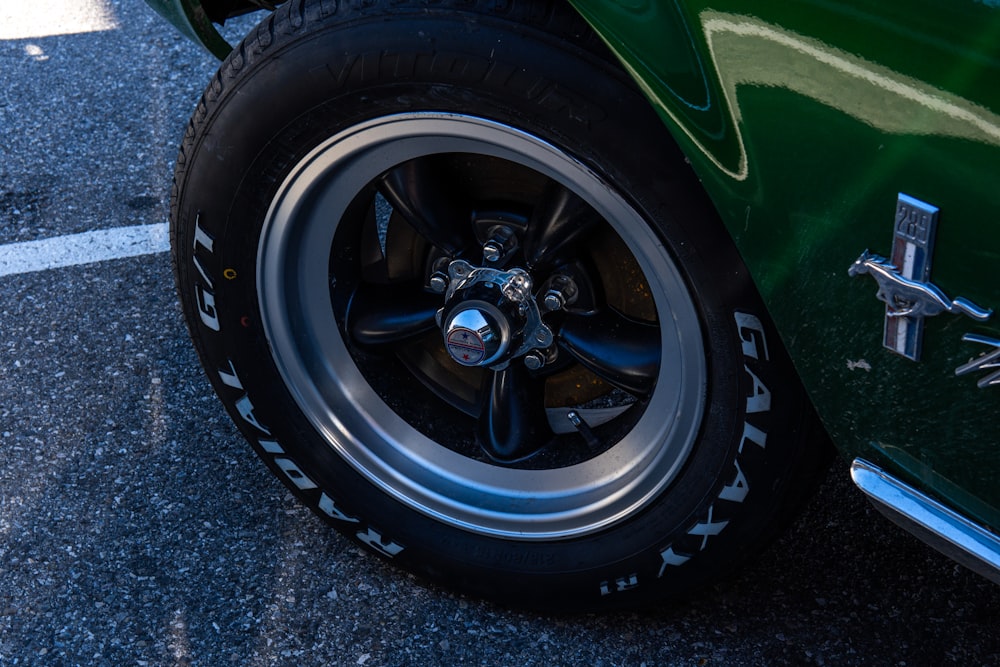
[955,333,1000,388]
[851,458,1000,584]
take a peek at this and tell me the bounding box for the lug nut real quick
[543,290,565,312]
[429,272,449,293]
[481,225,518,265]
[524,351,545,370]
[541,275,579,312]
[483,242,503,263]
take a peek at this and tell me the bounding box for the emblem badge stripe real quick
[884,193,939,360]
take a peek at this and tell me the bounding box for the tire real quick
[171,0,826,609]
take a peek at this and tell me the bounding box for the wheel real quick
[171,0,826,609]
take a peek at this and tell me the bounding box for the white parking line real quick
[0,223,169,277]
[0,0,120,40]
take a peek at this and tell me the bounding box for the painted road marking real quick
[0,223,169,277]
[1,0,120,40]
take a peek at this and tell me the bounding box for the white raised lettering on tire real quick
[655,311,772,578]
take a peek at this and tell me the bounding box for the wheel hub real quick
[438,259,553,369]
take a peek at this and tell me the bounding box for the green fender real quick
[571,0,1000,530]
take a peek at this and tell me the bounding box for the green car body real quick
[145,0,1000,579]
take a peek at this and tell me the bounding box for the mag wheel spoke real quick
[476,363,552,462]
[377,156,471,256]
[558,310,660,398]
[522,180,600,269]
[346,282,441,347]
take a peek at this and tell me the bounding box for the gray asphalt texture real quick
[1,2,998,665]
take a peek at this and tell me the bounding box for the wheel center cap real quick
[443,306,507,367]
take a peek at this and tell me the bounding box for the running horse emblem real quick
[848,250,992,321]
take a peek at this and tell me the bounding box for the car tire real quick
[171,0,827,609]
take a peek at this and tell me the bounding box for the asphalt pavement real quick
[1,1,998,665]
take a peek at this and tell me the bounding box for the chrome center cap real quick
[443,304,510,367]
[438,259,553,369]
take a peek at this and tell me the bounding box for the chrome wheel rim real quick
[258,113,706,539]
